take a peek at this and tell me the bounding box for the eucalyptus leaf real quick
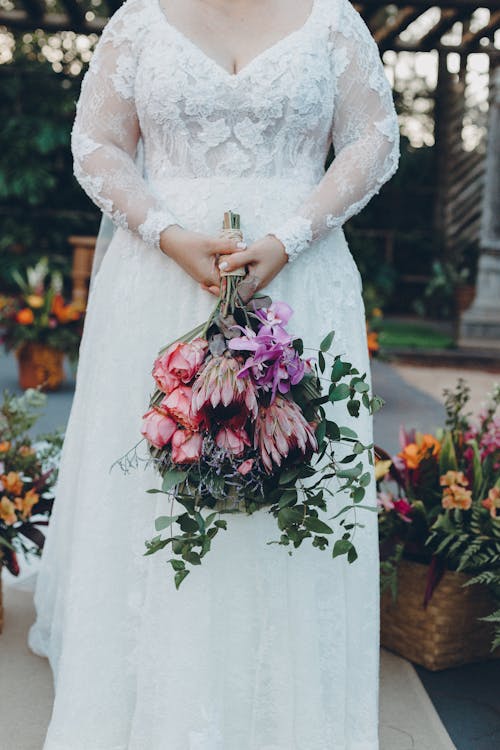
[329,384,350,401]
[320,330,335,352]
[162,470,188,493]
[154,515,179,531]
[303,517,333,534]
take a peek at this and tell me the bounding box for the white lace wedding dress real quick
[28,0,400,747]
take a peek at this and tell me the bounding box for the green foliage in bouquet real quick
[376,379,500,649]
[115,212,383,588]
[0,388,62,575]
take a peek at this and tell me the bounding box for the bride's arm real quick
[70,0,181,251]
[265,0,400,262]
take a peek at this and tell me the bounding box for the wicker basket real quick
[16,341,65,391]
[381,559,500,671]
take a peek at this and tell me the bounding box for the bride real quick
[29,0,400,747]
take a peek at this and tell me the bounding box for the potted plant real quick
[414,259,474,321]
[0,387,62,632]
[376,379,500,670]
[0,257,85,390]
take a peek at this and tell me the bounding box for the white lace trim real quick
[137,208,181,250]
[267,216,314,262]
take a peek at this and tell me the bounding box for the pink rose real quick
[171,429,203,464]
[161,385,206,431]
[141,408,177,449]
[159,338,208,386]
[152,356,181,395]
[237,458,254,475]
[215,426,251,457]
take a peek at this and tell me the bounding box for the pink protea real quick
[215,426,251,457]
[192,355,258,420]
[253,395,318,473]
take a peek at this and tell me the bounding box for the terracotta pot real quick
[16,341,65,391]
[381,559,500,671]
[455,284,476,314]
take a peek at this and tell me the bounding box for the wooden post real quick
[68,235,96,307]
[460,62,500,347]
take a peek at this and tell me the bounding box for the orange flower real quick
[419,433,441,458]
[482,487,500,519]
[399,443,420,469]
[0,496,17,525]
[51,294,81,323]
[0,471,24,496]
[20,488,39,519]
[367,331,379,355]
[399,433,440,469]
[440,470,468,488]
[18,444,35,456]
[442,484,472,511]
[0,441,11,453]
[16,307,34,325]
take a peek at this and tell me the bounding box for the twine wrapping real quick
[219,211,246,278]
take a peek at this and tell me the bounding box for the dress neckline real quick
[154,0,320,81]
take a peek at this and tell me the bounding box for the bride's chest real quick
[133,25,335,138]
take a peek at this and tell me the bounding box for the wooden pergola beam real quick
[21,0,44,22]
[0,9,105,33]
[360,0,499,10]
[393,39,499,54]
[418,9,468,50]
[374,7,422,48]
[462,10,500,51]
[0,3,498,56]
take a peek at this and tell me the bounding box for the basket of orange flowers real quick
[0,387,62,632]
[0,258,85,391]
[376,379,500,671]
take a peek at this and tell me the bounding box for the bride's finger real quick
[218,248,252,272]
[200,282,220,296]
[208,236,247,255]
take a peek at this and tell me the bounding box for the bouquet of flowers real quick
[116,212,382,588]
[0,257,85,362]
[376,379,500,648]
[0,388,62,575]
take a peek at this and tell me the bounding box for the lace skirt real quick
[29,174,380,750]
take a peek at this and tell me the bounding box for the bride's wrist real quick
[159,224,186,257]
[264,234,288,265]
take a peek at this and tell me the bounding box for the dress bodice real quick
[135,0,333,184]
[70,0,399,259]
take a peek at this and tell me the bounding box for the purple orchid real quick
[228,301,305,402]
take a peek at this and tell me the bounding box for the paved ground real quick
[1,350,499,749]
[393,363,499,420]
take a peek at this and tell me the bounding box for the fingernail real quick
[219,260,229,270]
[237,241,247,249]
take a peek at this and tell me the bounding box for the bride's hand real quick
[159,225,247,291]
[214,235,288,296]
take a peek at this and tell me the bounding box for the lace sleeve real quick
[70,0,181,250]
[267,0,400,262]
